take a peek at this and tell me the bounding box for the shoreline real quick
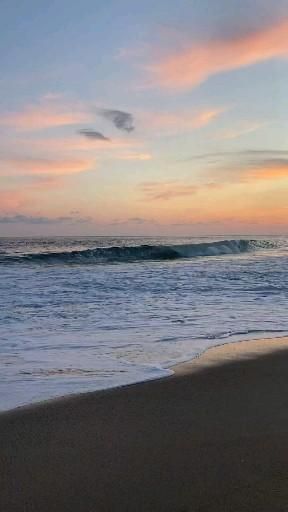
[1,333,288,416]
[1,336,288,511]
[172,334,288,374]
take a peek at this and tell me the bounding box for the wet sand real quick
[1,337,288,511]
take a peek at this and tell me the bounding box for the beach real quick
[1,337,288,511]
[2,0,288,509]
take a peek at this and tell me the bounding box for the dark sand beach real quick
[1,337,288,511]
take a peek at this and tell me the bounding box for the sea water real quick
[1,236,288,410]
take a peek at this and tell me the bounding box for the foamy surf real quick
[0,235,287,410]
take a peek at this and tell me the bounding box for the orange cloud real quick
[196,152,288,186]
[140,108,225,134]
[0,190,29,211]
[217,122,265,140]
[0,165,83,217]
[0,158,94,176]
[27,136,141,152]
[139,179,224,201]
[140,181,199,200]
[138,158,288,204]
[118,153,152,161]
[213,156,288,183]
[0,104,91,131]
[150,18,288,88]
[246,160,288,181]
[28,175,66,190]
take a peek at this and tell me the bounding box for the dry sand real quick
[1,337,288,511]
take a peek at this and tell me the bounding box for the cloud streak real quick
[211,155,288,183]
[118,153,152,161]
[0,214,91,224]
[109,217,157,226]
[140,181,199,200]
[216,122,265,140]
[0,104,90,131]
[187,149,288,161]
[78,129,110,141]
[19,136,141,153]
[200,155,288,185]
[139,157,288,202]
[0,158,94,176]
[150,18,288,89]
[140,108,225,135]
[0,190,29,211]
[244,158,288,181]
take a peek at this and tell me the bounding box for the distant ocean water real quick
[1,235,288,410]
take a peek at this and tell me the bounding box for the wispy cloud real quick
[140,181,199,200]
[109,216,157,225]
[149,18,288,89]
[0,214,92,224]
[98,108,135,132]
[186,149,288,161]
[138,157,288,203]
[21,136,141,153]
[0,190,29,210]
[0,158,94,176]
[200,153,288,185]
[118,153,152,161]
[140,107,225,135]
[244,158,288,181]
[78,129,110,141]
[0,103,90,132]
[216,121,266,140]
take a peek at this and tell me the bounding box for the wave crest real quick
[0,239,276,265]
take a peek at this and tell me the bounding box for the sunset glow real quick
[0,0,287,235]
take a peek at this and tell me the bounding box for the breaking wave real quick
[0,239,276,265]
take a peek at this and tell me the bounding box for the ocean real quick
[1,235,288,411]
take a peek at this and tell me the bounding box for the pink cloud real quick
[0,103,91,132]
[118,153,152,161]
[140,108,225,134]
[245,160,288,181]
[149,18,288,89]
[140,181,199,200]
[212,156,288,184]
[216,122,266,140]
[27,136,141,152]
[0,167,84,217]
[0,190,29,211]
[0,158,94,176]
[139,180,223,201]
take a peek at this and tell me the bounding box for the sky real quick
[0,0,288,236]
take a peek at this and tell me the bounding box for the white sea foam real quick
[0,236,288,410]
